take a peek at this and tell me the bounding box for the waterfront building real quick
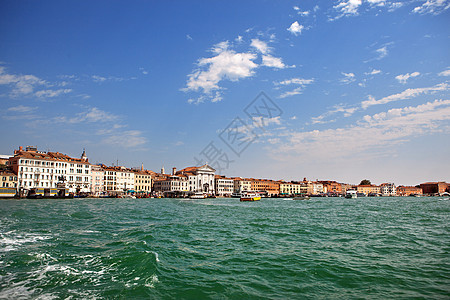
[250,179,280,197]
[133,168,153,194]
[233,178,252,193]
[9,146,91,196]
[175,164,216,193]
[318,181,342,195]
[214,175,234,197]
[301,178,324,195]
[153,174,188,194]
[356,184,381,196]
[419,182,449,195]
[279,181,308,195]
[91,165,105,197]
[397,186,423,196]
[116,167,135,195]
[380,183,396,196]
[103,166,117,195]
[0,155,12,166]
[0,169,18,197]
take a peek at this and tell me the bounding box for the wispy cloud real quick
[340,72,356,84]
[274,77,314,98]
[365,69,382,75]
[361,83,449,109]
[395,72,420,84]
[438,68,450,76]
[413,0,450,15]
[35,88,72,98]
[273,99,450,161]
[311,104,357,124]
[7,105,37,113]
[0,66,47,96]
[101,130,147,148]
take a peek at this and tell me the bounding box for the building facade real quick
[419,182,448,195]
[91,165,105,196]
[9,146,91,196]
[214,175,234,197]
[380,183,396,196]
[397,186,423,196]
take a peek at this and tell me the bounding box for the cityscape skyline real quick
[1,1,449,186]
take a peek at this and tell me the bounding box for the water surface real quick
[0,197,449,299]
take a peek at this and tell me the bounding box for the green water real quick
[0,197,449,299]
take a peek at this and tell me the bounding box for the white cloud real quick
[274,100,450,161]
[311,104,358,124]
[186,34,193,40]
[395,72,420,84]
[183,41,258,103]
[334,0,362,16]
[438,68,450,76]
[101,130,147,148]
[235,35,243,43]
[375,46,388,60]
[0,66,47,96]
[366,69,382,75]
[293,6,300,10]
[287,21,305,36]
[275,77,315,98]
[275,78,314,86]
[340,72,356,84]
[361,83,449,109]
[7,105,37,113]
[262,55,286,69]
[413,0,450,15]
[54,107,119,124]
[250,39,271,54]
[35,89,72,98]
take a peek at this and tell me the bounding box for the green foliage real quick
[360,179,371,185]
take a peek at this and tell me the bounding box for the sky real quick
[0,0,449,185]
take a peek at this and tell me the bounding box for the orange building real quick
[250,179,280,196]
[319,181,342,195]
[397,186,422,196]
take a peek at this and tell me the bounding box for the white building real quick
[233,178,252,193]
[9,146,91,195]
[381,183,396,196]
[153,175,188,194]
[176,164,216,194]
[215,175,234,197]
[116,167,135,194]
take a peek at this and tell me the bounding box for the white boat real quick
[190,192,206,199]
[345,190,357,198]
[240,193,261,202]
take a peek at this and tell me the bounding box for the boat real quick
[345,190,357,199]
[190,192,206,199]
[293,195,310,200]
[240,193,261,202]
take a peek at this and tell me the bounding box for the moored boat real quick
[190,192,206,199]
[345,190,357,199]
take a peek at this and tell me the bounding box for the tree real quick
[360,179,371,185]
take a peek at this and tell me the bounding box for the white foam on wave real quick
[0,231,52,252]
[145,274,159,288]
[153,251,160,263]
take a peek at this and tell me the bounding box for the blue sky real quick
[1,0,449,185]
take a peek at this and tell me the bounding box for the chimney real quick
[19,146,23,151]
[172,167,176,175]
